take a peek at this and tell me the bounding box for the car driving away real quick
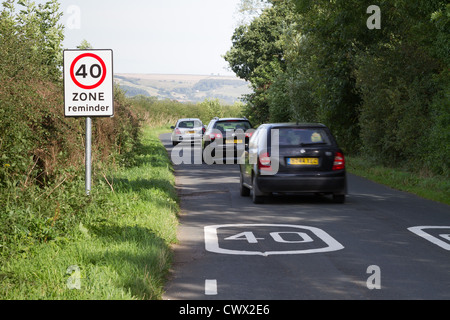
[203,117,253,164]
[171,118,204,146]
[239,123,347,204]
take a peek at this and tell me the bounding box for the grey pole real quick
[85,117,92,195]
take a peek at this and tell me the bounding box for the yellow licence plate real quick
[287,158,319,165]
[226,139,243,144]
[187,131,195,134]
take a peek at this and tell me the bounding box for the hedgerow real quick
[0,0,140,260]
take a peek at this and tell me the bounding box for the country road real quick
[159,133,450,300]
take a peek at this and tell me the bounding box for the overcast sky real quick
[56,0,242,75]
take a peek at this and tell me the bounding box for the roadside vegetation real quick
[347,156,450,205]
[0,0,176,299]
[225,0,449,182]
[0,126,178,299]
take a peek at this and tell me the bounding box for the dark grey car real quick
[202,117,253,164]
[239,123,347,204]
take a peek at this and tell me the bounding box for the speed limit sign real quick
[64,49,114,117]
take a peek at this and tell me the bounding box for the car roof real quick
[261,122,327,129]
[214,118,249,121]
[177,118,202,122]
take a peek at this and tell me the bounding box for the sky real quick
[55,0,243,76]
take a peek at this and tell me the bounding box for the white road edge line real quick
[205,279,217,295]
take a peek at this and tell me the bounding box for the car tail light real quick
[245,132,253,139]
[259,152,272,171]
[175,128,182,135]
[333,152,345,171]
[210,133,223,140]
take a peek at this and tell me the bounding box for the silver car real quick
[171,118,204,146]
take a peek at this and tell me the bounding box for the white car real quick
[171,118,204,146]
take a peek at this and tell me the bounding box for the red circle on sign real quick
[70,53,107,90]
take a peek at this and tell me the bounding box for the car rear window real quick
[276,128,332,146]
[214,121,251,132]
[178,120,202,128]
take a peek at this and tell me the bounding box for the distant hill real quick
[114,73,252,105]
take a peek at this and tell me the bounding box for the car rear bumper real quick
[173,134,203,142]
[256,173,347,194]
[207,143,246,157]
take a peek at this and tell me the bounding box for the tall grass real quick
[0,126,179,300]
[347,156,450,205]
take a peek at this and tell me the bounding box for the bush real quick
[422,71,450,176]
[0,0,141,261]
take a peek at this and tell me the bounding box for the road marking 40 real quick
[205,224,344,256]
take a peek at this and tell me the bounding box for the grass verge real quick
[347,156,450,205]
[0,125,179,299]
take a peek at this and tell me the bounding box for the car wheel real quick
[172,141,179,146]
[252,175,265,204]
[333,194,346,204]
[240,173,250,197]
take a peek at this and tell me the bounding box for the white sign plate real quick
[64,49,114,117]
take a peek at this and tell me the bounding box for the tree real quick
[15,0,65,79]
[77,39,93,50]
[0,0,67,184]
[354,0,448,167]
[234,0,271,26]
[224,1,296,124]
[225,0,449,175]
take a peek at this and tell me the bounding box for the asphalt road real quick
[160,133,450,300]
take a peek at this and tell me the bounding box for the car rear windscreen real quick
[276,128,332,146]
[178,120,202,128]
[214,121,251,132]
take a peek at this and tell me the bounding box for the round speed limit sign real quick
[70,52,107,90]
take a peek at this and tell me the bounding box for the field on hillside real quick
[115,73,252,105]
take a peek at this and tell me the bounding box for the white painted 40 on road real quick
[204,224,344,256]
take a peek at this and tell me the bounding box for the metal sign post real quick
[85,117,92,195]
[63,49,114,196]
